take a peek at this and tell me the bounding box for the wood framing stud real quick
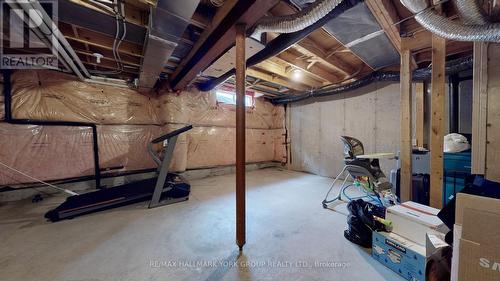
[471,42,488,175]
[399,41,412,203]
[430,35,446,209]
[235,23,246,251]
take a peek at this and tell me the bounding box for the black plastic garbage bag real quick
[344,199,386,248]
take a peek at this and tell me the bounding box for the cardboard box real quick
[451,193,500,281]
[372,231,427,281]
[386,201,448,245]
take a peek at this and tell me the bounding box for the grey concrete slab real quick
[0,168,403,281]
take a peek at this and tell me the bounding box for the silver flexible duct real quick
[416,9,500,42]
[252,0,343,37]
[400,0,500,43]
[454,0,487,25]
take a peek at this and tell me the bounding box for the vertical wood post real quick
[415,82,425,148]
[235,23,246,251]
[430,35,446,209]
[400,42,412,203]
[471,42,488,175]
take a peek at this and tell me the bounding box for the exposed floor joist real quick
[169,0,280,90]
[294,38,356,78]
[254,59,325,88]
[276,51,340,84]
[247,68,309,91]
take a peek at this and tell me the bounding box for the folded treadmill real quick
[45,125,193,222]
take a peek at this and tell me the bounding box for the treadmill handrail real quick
[151,125,193,144]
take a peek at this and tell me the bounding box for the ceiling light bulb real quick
[291,69,302,80]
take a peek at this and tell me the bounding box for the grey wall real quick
[287,81,403,178]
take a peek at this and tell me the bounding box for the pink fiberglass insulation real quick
[158,89,285,129]
[0,123,94,185]
[11,70,161,125]
[185,126,278,169]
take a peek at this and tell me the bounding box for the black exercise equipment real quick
[45,125,193,222]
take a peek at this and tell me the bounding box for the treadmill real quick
[45,125,193,222]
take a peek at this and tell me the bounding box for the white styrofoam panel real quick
[202,38,265,78]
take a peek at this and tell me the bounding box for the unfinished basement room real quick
[1,0,500,280]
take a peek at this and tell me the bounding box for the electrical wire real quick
[89,0,126,75]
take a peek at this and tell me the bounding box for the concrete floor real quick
[0,168,404,281]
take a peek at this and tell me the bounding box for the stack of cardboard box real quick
[372,202,448,281]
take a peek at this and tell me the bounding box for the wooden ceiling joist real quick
[276,51,340,84]
[247,68,309,91]
[65,35,143,58]
[294,37,356,78]
[75,50,141,68]
[255,59,324,88]
[169,0,280,90]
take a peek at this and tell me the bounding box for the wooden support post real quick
[400,42,412,203]
[430,35,446,209]
[471,42,488,175]
[235,23,246,251]
[415,82,425,148]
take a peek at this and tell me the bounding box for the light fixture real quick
[291,68,302,80]
[93,53,104,64]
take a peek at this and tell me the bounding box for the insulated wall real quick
[287,82,402,178]
[0,70,285,185]
[11,71,161,124]
[159,89,286,169]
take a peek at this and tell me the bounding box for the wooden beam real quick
[400,40,413,203]
[414,41,473,64]
[277,51,340,83]
[75,49,142,67]
[247,68,308,91]
[64,35,143,58]
[235,23,246,251]
[81,60,139,73]
[430,35,446,209]
[255,59,324,88]
[190,12,210,29]
[170,0,279,90]
[415,82,425,148]
[294,38,355,77]
[402,30,433,52]
[471,42,488,175]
